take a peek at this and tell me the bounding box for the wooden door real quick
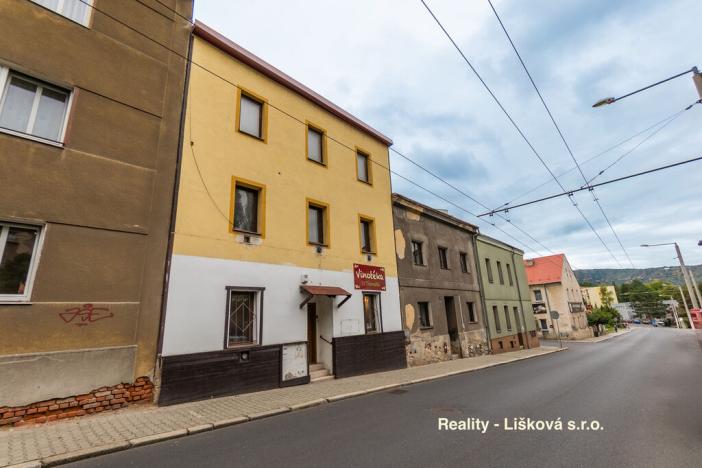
[307,303,317,364]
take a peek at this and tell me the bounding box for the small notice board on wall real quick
[281,343,308,382]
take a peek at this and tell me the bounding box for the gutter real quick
[472,235,492,352]
[156,32,194,367]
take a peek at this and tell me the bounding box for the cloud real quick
[195,0,702,269]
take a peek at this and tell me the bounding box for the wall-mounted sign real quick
[281,343,307,381]
[353,264,386,291]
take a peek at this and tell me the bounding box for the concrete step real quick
[310,368,330,379]
[309,363,325,372]
[310,375,334,383]
[451,354,460,360]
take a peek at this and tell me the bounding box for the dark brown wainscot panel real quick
[333,331,407,379]
[159,345,281,406]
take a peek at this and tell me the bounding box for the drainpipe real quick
[511,250,530,349]
[155,33,194,386]
[543,285,554,337]
[472,235,492,353]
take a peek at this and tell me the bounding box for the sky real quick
[194,0,702,270]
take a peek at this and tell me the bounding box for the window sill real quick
[357,179,373,186]
[233,228,262,237]
[307,158,327,167]
[412,263,428,267]
[237,129,266,143]
[0,127,64,148]
[0,300,33,305]
[226,342,259,349]
[419,326,433,330]
[308,242,329,248]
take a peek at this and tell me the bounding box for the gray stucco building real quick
[392,194,488,366]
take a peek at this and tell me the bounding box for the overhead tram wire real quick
[486,0,633,268]
[494,104,693,210]
[74,0,570,263]
[419,0,623,267]
[476,155,702,215]
[134,0,564,260]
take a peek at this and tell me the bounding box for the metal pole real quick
[670,296,680,328]
[679,286,694,330]
[693,67,702,100]
[674,243,700,309]
[555,318,562,348]
[688,269,702,309]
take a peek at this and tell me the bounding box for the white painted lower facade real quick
[162,254,402,371]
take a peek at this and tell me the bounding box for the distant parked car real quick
[633,319,641,324]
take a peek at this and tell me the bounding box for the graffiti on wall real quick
[59,304,113,326]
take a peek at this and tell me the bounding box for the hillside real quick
[574,264,702,286]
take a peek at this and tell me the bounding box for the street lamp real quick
[592,66,702,107]
[640,242,702,309]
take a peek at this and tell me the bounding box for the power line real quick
[419,0,623,267]
[70,0,572,264]
[478,155,702,216]
[494,106,691,209]
[486,0,633,268]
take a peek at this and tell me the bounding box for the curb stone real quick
[2,347,565,467]
[41,442,131,466]
[288,399,327,411]
[187,424,213,434]
[212,416,248,428]
[247,407,290,420]
[129,429,188,447]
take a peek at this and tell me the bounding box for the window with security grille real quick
[227,290,257,346]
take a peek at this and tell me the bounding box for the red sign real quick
[353,264,386,291]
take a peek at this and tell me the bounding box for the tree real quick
[598,285,614,308]
[587,306,621,327]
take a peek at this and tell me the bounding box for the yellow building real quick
[158,22,405,404]
[581,285,619,310]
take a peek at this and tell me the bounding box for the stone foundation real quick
[406,331,452,366]
[0,376,153,428]
[459,329,489,357]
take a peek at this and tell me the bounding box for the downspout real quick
[511,250,530,349]
[155,32,194,386]
[472,235,492,353]
[543,284,553,336]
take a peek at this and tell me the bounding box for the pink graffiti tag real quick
[60,304,113,326]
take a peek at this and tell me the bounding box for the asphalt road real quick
[67,327,702,468]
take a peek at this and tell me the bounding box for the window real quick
[459,252,469,273]
[363,293,381,333]
[418,302,431,328]
[307,200,328,246]
[504,305,512,331]
[466,302,477,323]
[499,341,504,349]
[539,319,548,331]
[226,288,262,346]
[356,150,370,183]
[485,258,494,283]
[238,92,264,139]
[0,70,71,143]
[411,240,424,265]
[0,223,42,301]
[497,261,504,285]
[506,263,513,286]
[513,306,521,331]
[359,216,375,254]
[32,0,92,26]
[438,247,449,269]
[231,178,265,235]
[306,125,325,164]
[534,289,543,302]
[493,305,501,332]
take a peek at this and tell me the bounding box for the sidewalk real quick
[570,328,633,343]
[1,346,563,467]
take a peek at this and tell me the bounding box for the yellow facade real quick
[173,35,397,276]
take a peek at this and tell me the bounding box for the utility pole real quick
[687,269,702,309]
[679,286,694,330]
[674,242,700,309]
[670,296,681,328]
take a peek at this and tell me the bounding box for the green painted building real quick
[475,235,540,353]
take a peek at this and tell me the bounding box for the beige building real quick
[525,254,593,340]
[581,285,618,310]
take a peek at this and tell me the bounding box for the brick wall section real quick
[0,377,153,428]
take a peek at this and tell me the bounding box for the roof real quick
[524,254,565,285]
[193,21,393,146]
[391,193,479,234]
[476,234,524,255]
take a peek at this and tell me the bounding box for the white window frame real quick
[0,221,46,303]
[225,287,264,348]
[363,292,382,334]
[31,0,94,27]
[0,67,73,147]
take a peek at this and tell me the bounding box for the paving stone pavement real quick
[0,346,562,467]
